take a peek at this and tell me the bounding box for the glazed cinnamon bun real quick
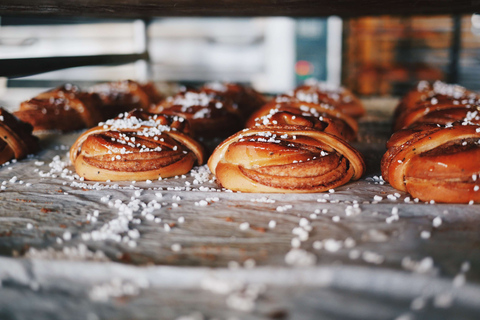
[70,110,205,181]
[381,123,480,203]
[290,79,366,118]
[0,108,39,165]
[90,80,163,120]
[208,126,365,193]
[149,89,243,139]
[201,82,266,119]
[14,84,103,132]
[245,96,358,141]
[393,81,480,131]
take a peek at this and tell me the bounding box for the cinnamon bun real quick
[208,126,365,193]
[201,82,266,119]
[0,108,39,165]
[246,96,358,141]
[70,110,205,181]
[291,79,366,118]
[14,84,103,132]
[90,80,163,120]
[381,123,480,203]
[149,89,243,139]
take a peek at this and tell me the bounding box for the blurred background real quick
[0,14,479,106]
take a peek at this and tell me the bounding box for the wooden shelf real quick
[0,0,476,18]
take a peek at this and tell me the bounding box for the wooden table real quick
[0,96,479,319]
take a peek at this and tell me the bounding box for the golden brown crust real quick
[70,110,204,181]
[0,108,39,165]
[245,97,358,141]
[208,126,365,193]
[291,79,365,118]
[381,124,480,203]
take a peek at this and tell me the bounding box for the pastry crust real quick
[70,110,204,181]
[208,125,365,193]
[0,108,39,165]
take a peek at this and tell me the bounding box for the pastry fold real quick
[70,110,204,181]
[208,125,365,193]
[381,124,480,203]
[0,108,39,165]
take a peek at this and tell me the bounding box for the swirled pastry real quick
[90,80,163,120]
[70,110,205,181]
[245,96,358,141]
[14,84,103,132]
[393,81,480,131]
[208,126,365,193]
[0,108,39,165]
[149,89,243,138]
[290,79,365,118]
[381,123,480,203]
[202,82,266,119]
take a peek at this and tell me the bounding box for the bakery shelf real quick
[0,0,476,18]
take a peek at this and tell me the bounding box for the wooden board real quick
[0,97,479,319]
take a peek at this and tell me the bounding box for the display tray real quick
[0,96,479,319]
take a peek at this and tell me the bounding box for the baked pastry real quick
[290,79,366,118]
[70,110,205,181]
[381,123,480,203]
[208,125,365,193]
[90,80,163,120]
[201,82,266,119]
[149,89,244,138]
[14,84,103,132]
[245,96,358,141]
[393,81,480,131]
[0,108,39,165]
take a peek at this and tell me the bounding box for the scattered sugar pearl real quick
[178,216,185,223]
[433,216,442,228]
[312,241,322,250]
[373,195,383,201]
[268,220,276,229]
[420,231,431,239]
[474,186,479,191]
[332,216,340,222]
[291,238,301,248]
[26,223,33,230]
[164,224,171,232]
[63,231,72,241]
[171,243,182,252]
[299,218,309,227]
[239,222,250,231]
